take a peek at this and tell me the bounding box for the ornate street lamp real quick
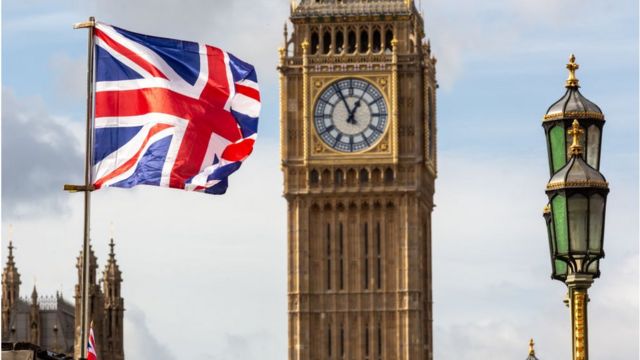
[542,56,609,360]
[543,55,605,176]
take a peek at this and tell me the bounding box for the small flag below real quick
[87,323,98,360]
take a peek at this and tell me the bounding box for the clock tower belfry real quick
[279,1,437,359]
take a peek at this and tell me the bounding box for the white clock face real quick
[314,78,388,153]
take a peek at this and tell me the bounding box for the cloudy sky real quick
[2,0,638,359]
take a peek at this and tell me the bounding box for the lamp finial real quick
[566,54,580,88]
[529,338,535,356]
[568,119,584,156]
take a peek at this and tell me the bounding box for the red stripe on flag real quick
[221,138,255,162]
[94,123,173,188]
[96,28,168,80]
[235,84,260,101]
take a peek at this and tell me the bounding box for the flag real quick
[87,323,98,360]
[92,22,260,194]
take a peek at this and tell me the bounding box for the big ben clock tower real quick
[279,1,437,359]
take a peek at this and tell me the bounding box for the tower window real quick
[310,169,319,186]
[376,222,382,289]
[377,323,382,356]
[384,29,394,52]
[359,169,369,185]
[365,325,370,357]
[327,223,332,290]
[323,31,331,54]
[347,30,356,53]
[384,168,394,184]
[311,32,319,55]
[359,30,369,53]
[372,29,381,53]
[340,323,345,357]
[339,222,344,290]
[364,222,369,290]
[328,326,333,357]
[335,169,344,186]
[335,31,344,54]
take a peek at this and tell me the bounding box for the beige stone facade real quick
[280,1,437,359]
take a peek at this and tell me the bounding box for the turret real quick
[2,240,21,336]
[29,285,40,344]
[102,238,125,360]
[74,245,104,360]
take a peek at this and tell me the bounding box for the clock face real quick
[314,78,388,153]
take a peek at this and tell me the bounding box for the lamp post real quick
[542,56,609,360]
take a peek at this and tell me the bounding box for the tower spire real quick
[102,237,125,360]
[2,232,22,336]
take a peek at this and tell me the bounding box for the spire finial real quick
[568,119,584,156]
[109,237,116,257]
[565,54,580,88]
[529,338,535,356]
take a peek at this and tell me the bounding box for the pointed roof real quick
[103,238,122,282]
[2,241,21,285]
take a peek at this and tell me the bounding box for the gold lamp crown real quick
[568,119,584,156]
[529,338,535,356]
[566,54,580,88]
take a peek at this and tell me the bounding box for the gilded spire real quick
[529,338,535,356]
[565,54,580,88]
[568,119,584,156]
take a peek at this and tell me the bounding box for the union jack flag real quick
[87,323,98,360]
[92,22,260,194]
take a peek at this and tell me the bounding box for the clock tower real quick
[279,1,437,359]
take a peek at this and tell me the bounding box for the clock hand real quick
[347,100,362,124]
[333,84,352,115]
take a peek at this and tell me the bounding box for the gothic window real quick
[359,29,369,53]
[377,322,382,357]
[328,325,333,357]
[326,223,332,290]
[339,222,344,290]
[347,168,356,187]
[347,30,356,53]
[335,169,344,186]
[384,168,394,184]
[340,323,345,357]
[365,324,370,357]
[364,222,369,290]
[311,32,319,55]
[372,168,381,186]
[335,30,344,54]
[384,29,394,52]
[376,222,382,289]
[372,29,381,53]
[359,168,369,185]
[310,169,319,186]
[323,30,331,54]
[322,169,331,187]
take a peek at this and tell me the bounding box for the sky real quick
[1,0,638,359]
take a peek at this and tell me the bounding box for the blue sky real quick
[2,1,638,359]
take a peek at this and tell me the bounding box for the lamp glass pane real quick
[587,125,600,169]
[568,194,589,252]
[552,195,568,254]
[550,125,566,173]
[554,259,567,278]
[587,259,599,275]
[589,194,605,253]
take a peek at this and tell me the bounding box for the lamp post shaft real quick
[566,273,593,360]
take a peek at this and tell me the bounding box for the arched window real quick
[359,30,369,53]
[363,222,369,290]
[347,30,356,53]
[311,32,319,55]
[364,324,370,357]
[359,169,369,185]
[326,223,332,290]
[372,29,381,53]
[377,322,382,356]
[339,222,344,290]
[384,168,394,184]
[323,30,331,54]
[328,325,333,356]
[335,30,344,54]
[384,29,393,52]
[335,169,344,186]
[340,324,345,357]
[376,222,382,289]
[310,169,319,186]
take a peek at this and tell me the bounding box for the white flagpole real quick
[67,15,96,360]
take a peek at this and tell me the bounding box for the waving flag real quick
[92,22,260,194]
[87,323,98,360]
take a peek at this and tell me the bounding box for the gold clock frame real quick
[305,73,396,165]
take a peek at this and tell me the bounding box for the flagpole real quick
[67,16,96,360]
